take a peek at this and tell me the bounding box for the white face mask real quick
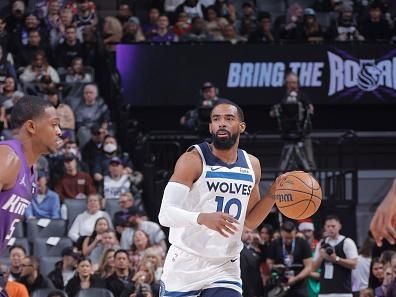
[103,143,117,154]
[66,148,78,156]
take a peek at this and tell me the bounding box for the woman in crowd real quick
[129,229,152,270]
[67,194,113,250]
[96,248,115,278]
[82,217,111,257]
[65,56,93,83]
[65,257,106,297]
[141,247,164,282]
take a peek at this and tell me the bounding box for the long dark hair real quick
[88,217,110,245]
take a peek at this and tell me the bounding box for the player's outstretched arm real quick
[158,150,239,237]
[0,145,21,192]
[244,155,278,230]
[370,179,396,246]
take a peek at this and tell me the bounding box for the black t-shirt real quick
[268,237,312,288]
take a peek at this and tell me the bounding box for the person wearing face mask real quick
[93,135,133,183]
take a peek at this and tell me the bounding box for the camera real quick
[321,242,335,255]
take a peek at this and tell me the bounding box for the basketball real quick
[274,171,322,219]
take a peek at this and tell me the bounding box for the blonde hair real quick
[96,248,115,278]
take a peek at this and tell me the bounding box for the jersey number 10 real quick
[215,196,242,220]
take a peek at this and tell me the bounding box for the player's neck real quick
[209,143,239,164]
[14,134,41,167]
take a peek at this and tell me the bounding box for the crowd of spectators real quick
[0,0,394,297]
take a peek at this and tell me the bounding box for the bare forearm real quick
[337,258,357,270]
[295,265,312,282]
[245,195,275,230]
[312,257,323,272]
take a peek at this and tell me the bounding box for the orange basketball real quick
[274,171,322,220]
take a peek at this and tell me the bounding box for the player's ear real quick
[25,120,37,134]
[240,121,246,133]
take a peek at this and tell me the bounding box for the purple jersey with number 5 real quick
[0,140,36,254]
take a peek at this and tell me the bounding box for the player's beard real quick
[212,130,238,150]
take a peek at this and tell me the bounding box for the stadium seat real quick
[105,199,121,219]
[2,238,30,257]
[31,289,68,297]
[26,219,67,243]
[40,256,62,276]
[63,198,87,229]
[257,1,286,13]
[75,288,114,297]
[33,237,73,257]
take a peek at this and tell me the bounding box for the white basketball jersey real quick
[168,142,255,259]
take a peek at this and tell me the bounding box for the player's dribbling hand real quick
[197,212,239,237]
[370,180,396,246]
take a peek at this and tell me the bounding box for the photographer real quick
[267,221,312,297]
[312,215,358,297]
[270,72,316,170]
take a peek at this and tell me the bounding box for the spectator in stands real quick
[0,44,17,80]
[55,152,96,202]
[164,0,185,14]
[214,0,236,24]
[141,247,164,282]
[121,17,146,43]
[205,5,229,40]
[369,258,384,291]
[67,193,113,248]
[55,25,86,69]
[128,229,155,268]
[0,17,10,52]
[106,249,134,297]
[113,192,141,235]
[65,257,105,297]
[18,256,55,294]
[17,13,46,47]
[103,16,123,53]
[116,3,133,26]
[48,246,79,290]
[276,2,304,41]
[65,56,93,83]
[0,264,29,297]
[25,172,61,219]
[8,245,27,281]
[240,227,264,297]
[172,12,192,37]
[5,1,26,35]
[180,16,213,41]
[352,237,374,296]
[327,4,365,42]
[237,1,257,39]
[81,123,107,174]
[312,215,358,297]
[46,86,75,137]
[17,29,48,67]
[45,0,62,48]
[75,83,110,148]
[221,23,246,43]
[149,15,178,42]
[175,0,206,19]
[248,12,275,43]
[142,7,160,39]
[120,211,167,253]
[88,230,120,270]
[103,157,132,203]
[51,7,79,46]
[0,76,23,103]
[93,135,133,182]
[299,220,318,252]
[73,0,97,35]
[82,218,113,261]
[267,221,312,297]
[121,261,158,297]
[19,50,60,84]
[96,248,115,279]
[302,8,324,43]
[375,263,392,297]
[258,224,273,286]
[360,2,392,42]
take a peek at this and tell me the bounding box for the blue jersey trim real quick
[163,289,201,297]
[197,142,249,169]
[205,171,253,182]
[212,280,243,288]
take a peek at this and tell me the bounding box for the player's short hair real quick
[8,244,27,255]
[281,221,296,232]
[325,214,341,223]
[211,101,245,122]
[10,96,53,129]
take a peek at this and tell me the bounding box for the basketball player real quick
[0,96,62,253]
[158,102,281,297]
